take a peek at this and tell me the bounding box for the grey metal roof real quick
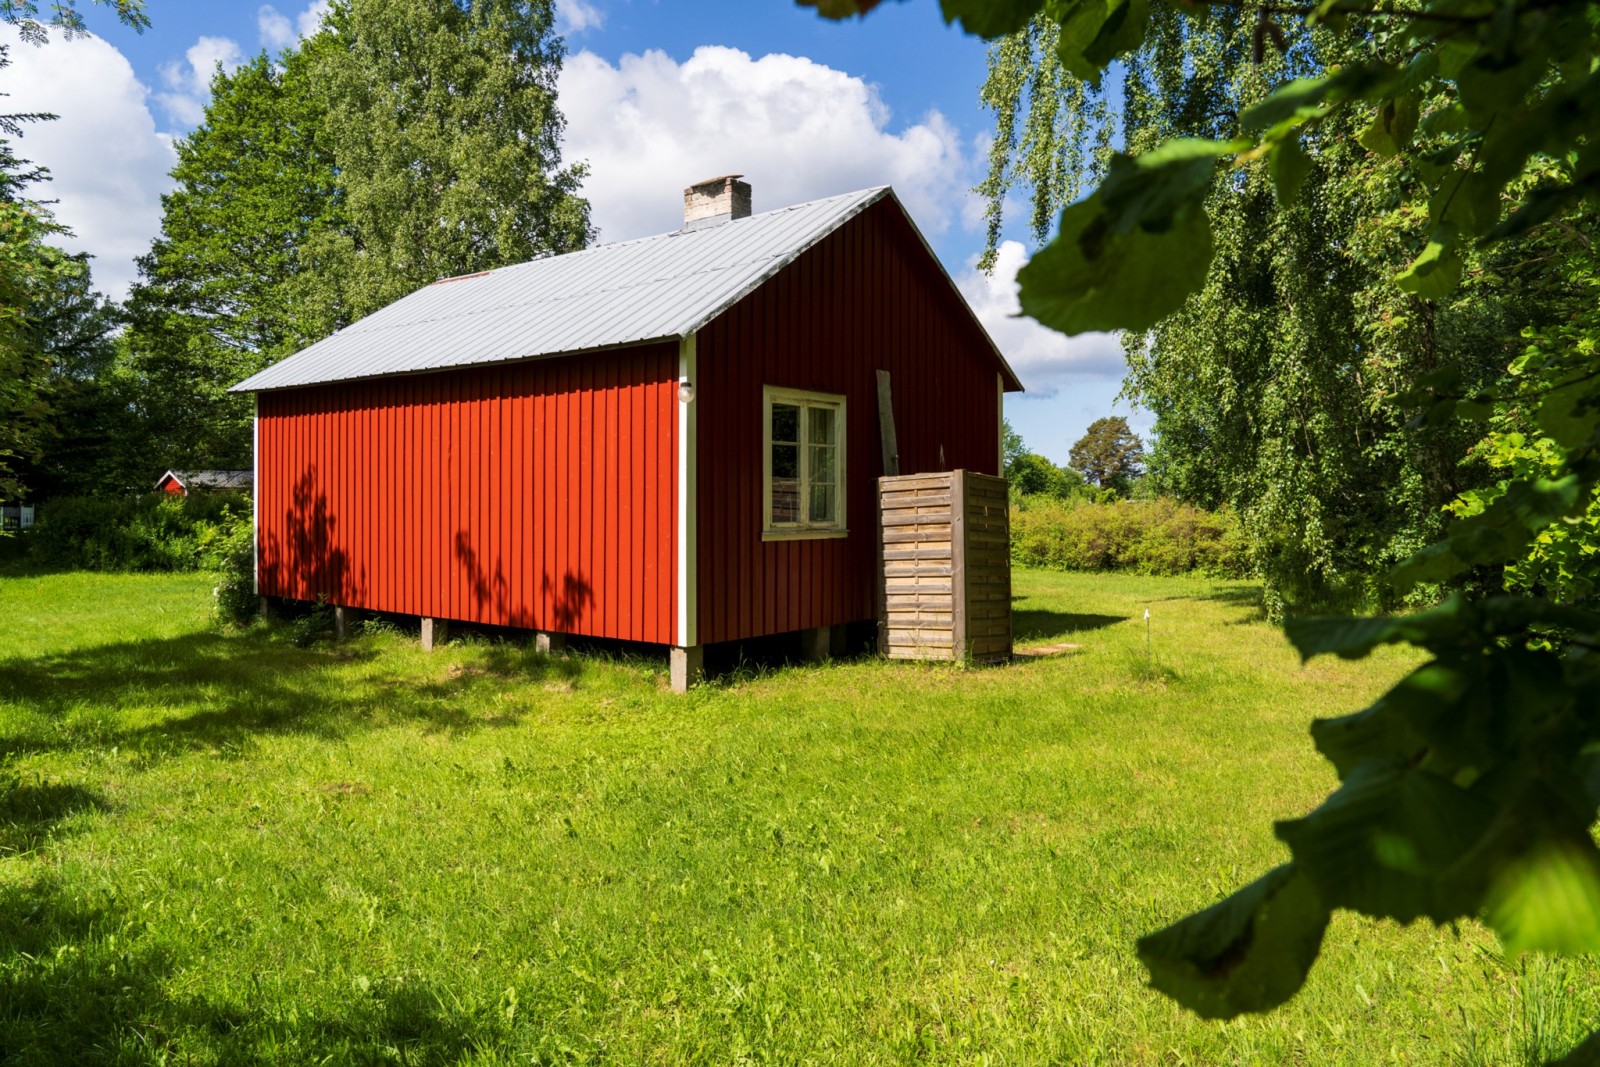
[235,187,923,393]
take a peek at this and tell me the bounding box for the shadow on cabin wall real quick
[453,529,594,632]
[259,466,360,605]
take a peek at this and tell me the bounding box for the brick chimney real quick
[683,174,752,230]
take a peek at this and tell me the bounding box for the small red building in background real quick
[154,470,254,496]
[233,179,1022,687]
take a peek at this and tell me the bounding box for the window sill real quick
[762,528,849,542]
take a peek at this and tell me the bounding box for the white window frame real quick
[762,385,847,540]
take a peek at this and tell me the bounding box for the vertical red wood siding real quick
[255,343,678,643]
[694,199,1004,645]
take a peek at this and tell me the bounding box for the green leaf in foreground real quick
[1052,0,1150,84]
[1485,833,1600,957]
[1275,760,1492,923]
[1017,139,1243,335]
[1136,865,1329,1019]
[1394,227,1463,300]
[1285,593,1468,661]
[1269,136,1312,204]
[939,0,1044,38]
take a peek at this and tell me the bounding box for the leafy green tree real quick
[0,43,85,504]
[809,0,1600,1039]
[311,0,592,319]
[1068,415,1142,492]
[972,14,1564,613]
[1001,417,1026,478]
[121,0,592,472]
[21,257,142,497]
[0,200,72,502]
[1443,214,1600,607]
[1004,419,1092,499]
[1008,450,1088,499]
[122,46,343,472]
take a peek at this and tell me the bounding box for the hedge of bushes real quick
[25,493,252,573]
[1010,496,1251,578]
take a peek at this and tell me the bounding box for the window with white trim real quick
[764,386,846,537]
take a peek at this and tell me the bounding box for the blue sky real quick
[4,0,1150,462]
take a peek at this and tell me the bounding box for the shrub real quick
[211,518,259,626]
[28,493,251,573]
[290,600,336,647]
[1010,496,1251,578]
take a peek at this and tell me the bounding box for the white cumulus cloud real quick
[257,5,293,49]
[957,240,1125,397]
[556,0,603,35]
[558,46,971,243]
[155,34,244,125]
[1,27,176,300]
[259,0,330,51]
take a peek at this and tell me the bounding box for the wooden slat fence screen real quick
[878,470,1011,662]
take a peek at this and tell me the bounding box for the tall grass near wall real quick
[1010,495,1251,577]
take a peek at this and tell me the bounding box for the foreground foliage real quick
[3,568,1596,1063]
[808,0,1600,1040]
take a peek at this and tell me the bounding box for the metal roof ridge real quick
[474,185,886,278]
[331,256,783,340]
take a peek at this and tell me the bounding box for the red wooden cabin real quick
[233,178,1023,689]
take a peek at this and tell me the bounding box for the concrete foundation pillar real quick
[534,631,566,655]
[802,625,833,664]
[259,596,273,621]
[334,605,353,640]
[421,616,448,652]
[670,645,703,694]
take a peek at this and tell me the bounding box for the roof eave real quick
[230,333,687,394]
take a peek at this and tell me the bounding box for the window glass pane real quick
[808,406,835,448]
[809,483,835,524]
[771,403,799,444]
[810,443,835,485]
[772,479,801,523]
[772,442,799,480]
[771,441,800,523]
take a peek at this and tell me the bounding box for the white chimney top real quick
[684,174,752,230]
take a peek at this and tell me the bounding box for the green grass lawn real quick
[0,567,1594,1064]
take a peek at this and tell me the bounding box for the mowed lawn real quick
[0,568,1594,1065]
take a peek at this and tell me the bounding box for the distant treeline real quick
[1010,496,1249,578]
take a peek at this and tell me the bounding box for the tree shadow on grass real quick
[1011,603,1130,644]
[1154,582,1268,624]
[0,629,585,765]
[0,877,178,1065]
[0,781,109,856]
[0,870,517,1064]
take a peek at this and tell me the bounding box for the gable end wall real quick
[694,199,1004,645]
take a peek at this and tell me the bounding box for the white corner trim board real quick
[676,332,699,647]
